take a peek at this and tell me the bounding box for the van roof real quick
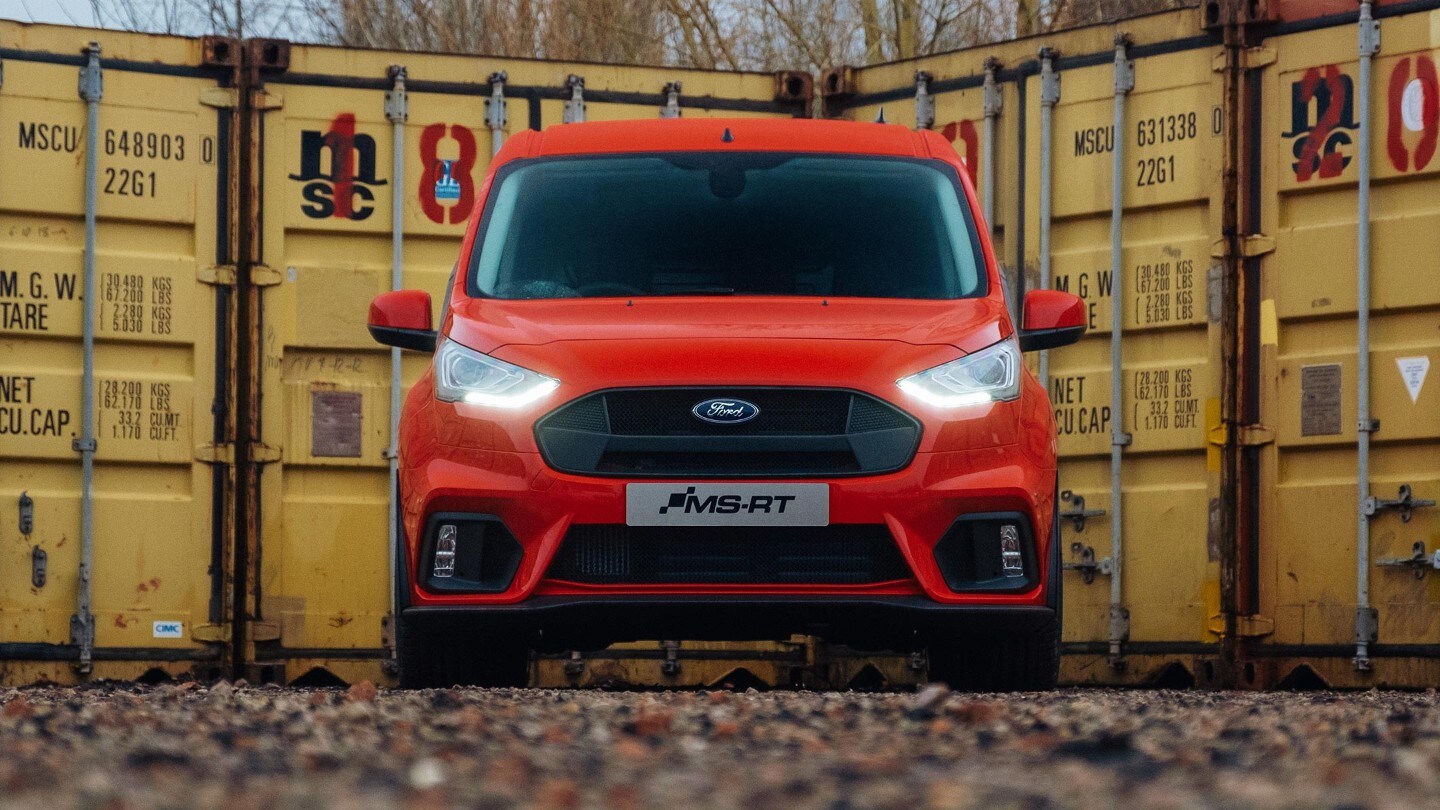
[513,118,945,160]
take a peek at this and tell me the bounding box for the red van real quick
[368,118,1085,689]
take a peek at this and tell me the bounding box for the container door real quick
[1032,41,1226,685]
[1255,8,1440,688]
[0,24,233,684]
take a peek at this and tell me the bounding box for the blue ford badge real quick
[692,398,761,425]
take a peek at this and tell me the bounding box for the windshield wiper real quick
[650,286,737,296]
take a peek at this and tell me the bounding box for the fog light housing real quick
[421,513,525,593]
[433,524,457,578]
[932,512,1036,592]
[1000,524,1024,577]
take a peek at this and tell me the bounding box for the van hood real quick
[446,296,1010,356]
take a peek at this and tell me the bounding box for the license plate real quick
[625,483,829,527]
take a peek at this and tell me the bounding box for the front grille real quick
[535,387,921,477]
[546,525,912,585]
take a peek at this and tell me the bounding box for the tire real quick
[927,487,1062,692]
[926,611,1060,692]
[397,613,530,689]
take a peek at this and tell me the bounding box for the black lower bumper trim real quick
[403,596,1053,651]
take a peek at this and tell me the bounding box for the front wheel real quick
[396,614,530,688]
[926,612,1060,692]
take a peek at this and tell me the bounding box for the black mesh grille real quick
[535,388,921,478]
[546,525,912,585]
[846,396,914,432]
[605,389,850,435]
[543,395,609,432]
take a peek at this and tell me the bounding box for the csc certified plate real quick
[625,483,829,527]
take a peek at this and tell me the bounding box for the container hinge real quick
[1206,613,1275,637]
[251,91,284,111]
[1063,542,1112,585]
[249,265,283,286]
[660,640,682,676]
[1359,10,1381,58]
[1377,541,1440,579]
[195,442,282,465]
[563,74,586,123]
[1038,48,1060,106]
[385,65,408,123]
[1210,234,1275,258]
[18,491,34,535]
[31,545,47,588]
[564,650,585,677]
[1241,234,1276,257]
[982,58,1002,117]
[1113,35,1134,95]
[1354,607,1379,671]
[198,265,237,286]
[1363,484,1435,523]
[78,42,102,102]
[1210,422,1275,447]
[199,264,282,286]
[1213,47,1277,72]
[192,623,231,643]
[248,621,281,642]
[1058,490,1105,532]
[200,87,240,108]
[485,71,508,130]
[660,81,682,119]
[914,70,935,130]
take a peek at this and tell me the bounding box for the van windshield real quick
[469,153,986,300]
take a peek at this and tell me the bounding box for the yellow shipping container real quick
[0,22,234,683]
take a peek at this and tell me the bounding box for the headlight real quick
[897,337,1021,407]
[434,338,559,408]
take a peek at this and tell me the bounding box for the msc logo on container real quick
[290,112,388,220]
[1284,65,1359,182]
[658,487,798,515]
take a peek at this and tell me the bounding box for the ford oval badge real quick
[692,398,761,425]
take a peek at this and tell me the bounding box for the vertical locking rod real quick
[1353,0,1381,672]
[73,42,103,675]
[384,65,408,670]
[1107,35,1135,667]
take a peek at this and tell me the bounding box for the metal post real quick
[914,71,935,130]
[1037,47,1060,387]
[384,65,407,670]
[73,42,102,675]
[981,59,1002,232]
[486,71,507,156]
[1107,36,1134,667]
[1354,0,1380,672]
[563,74,586,123]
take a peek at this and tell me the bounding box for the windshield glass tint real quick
[470,153,985,300]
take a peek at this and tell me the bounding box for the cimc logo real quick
[1284,65,1359,182]
[290,113,388,220]
[418,123,477,224]
[1387,55,1439,172]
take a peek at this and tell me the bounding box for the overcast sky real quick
[0,0,99,27]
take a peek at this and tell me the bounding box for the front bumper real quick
[401,597,1058,652]
[402,444,1056,609]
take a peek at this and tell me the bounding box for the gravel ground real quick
[2,683,1439,809]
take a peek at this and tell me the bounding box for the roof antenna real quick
[721,127,734,143]
[875,107,887,124]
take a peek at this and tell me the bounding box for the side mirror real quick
[1018,289,1086,352]
[368,290,437,352]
